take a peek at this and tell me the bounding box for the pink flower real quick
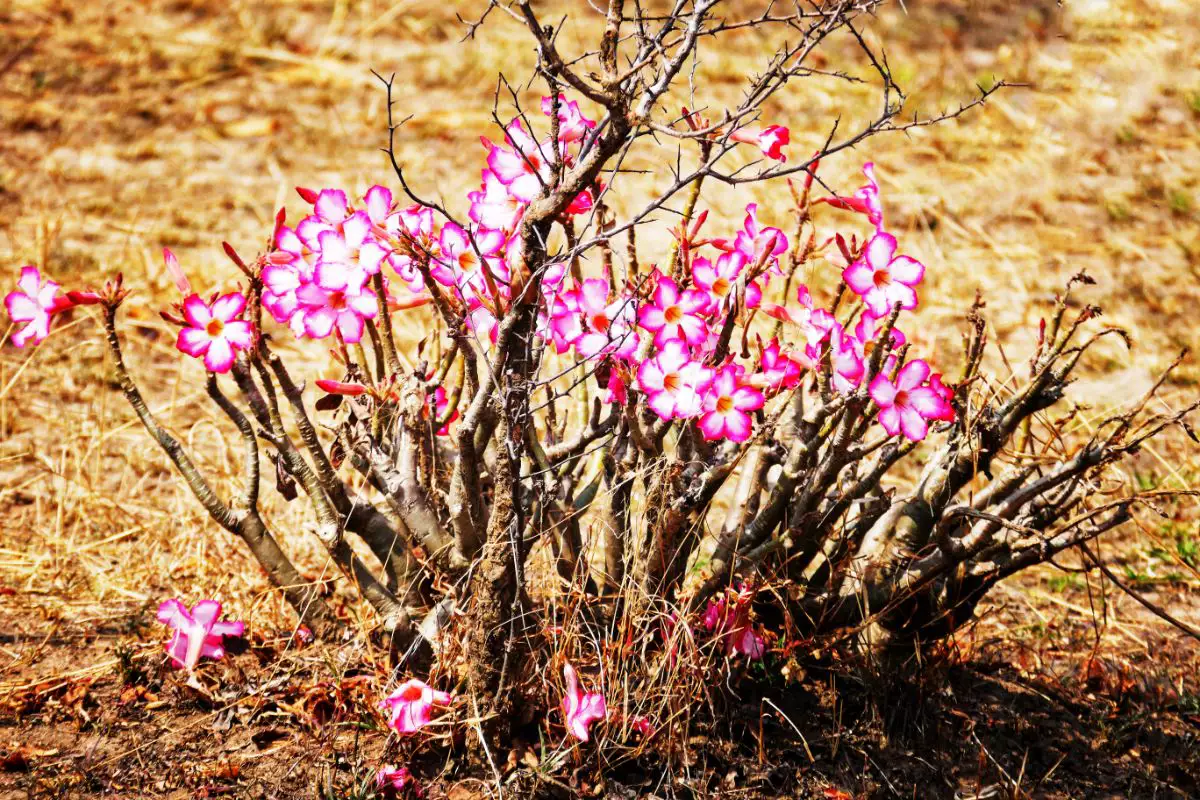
[176,293,255,373]
[561,663,607,742]
[380,679,452,734]
[313,211,389,293]
[755,338,807,391]
[807,323,864,394]
[815,161,883,228]
[928,373,957,421]
[711,204,788,275]
[483,120,554,203]
[692,252,761,309]
[431,223,507,302]
[293,282,378,343]
[868,359,954,442]
[4,266,73,348]
[600,367,628,410]
[636,339,714,420]
[842,231,924,317]
[468,169,525,232]
[553,278,639,360]
[730,124,790,162]
[701,587,764,659]
[376,766,421,798]
[156,598,245,672]
[637,275,711,348]
[262,225,318,324]
[542,94,596,143]
[698,365,764,442]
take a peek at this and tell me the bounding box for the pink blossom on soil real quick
[381,679,452,734]
[561,662,607,742]
[156,598,244,672]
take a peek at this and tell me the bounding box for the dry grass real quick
[2,0,1199,796]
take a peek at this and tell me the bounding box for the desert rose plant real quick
[6,0,1198,763]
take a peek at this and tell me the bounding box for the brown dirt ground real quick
[1,0,1199,797]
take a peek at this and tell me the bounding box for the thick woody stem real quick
[101,306,338,634]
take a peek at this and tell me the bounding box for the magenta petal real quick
[17,266,42,297]
[647,391,677,420]
[156,599,191,627]
[722,411,753,442]
[578,278,610,315]
[877,405,901,436]
[191,600,223,627]
[637,306,666,331]
[222,320,255,349]
[210,293,247,322]
[176,327,212,358]
[364,185,393,223]
[868,374,897,408]
[888,255,924,285]
[896,359,931,391]
[5,292,39,323]
[906,386,948,417]
[182,295,213,328]
[865,231,897,267]
[203,337,235,373]
[315,189,349,222]
[897,405,928,441]
[843,261,876,294]
[337,310,365,343]
[697,412,726,441]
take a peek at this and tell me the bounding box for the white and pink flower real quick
[868,359,954,441]
[4,266,74,348]
[637,275,711,348]
[636,339,714,420]
[698,365,765,442]
[730,124,790,162]
[176,292,255,373]
[842,231,924,317]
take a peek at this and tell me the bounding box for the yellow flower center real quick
[206,318,224,337]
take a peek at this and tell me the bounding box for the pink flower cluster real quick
[260,95,599,349]
[3,97,953,452]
